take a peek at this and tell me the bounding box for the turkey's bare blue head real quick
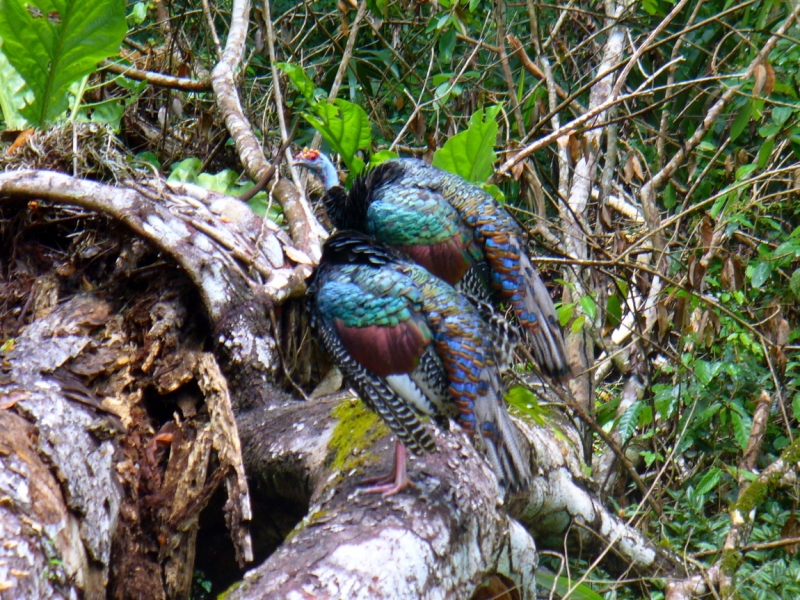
[293,148,365,231]
[293,148,340,190]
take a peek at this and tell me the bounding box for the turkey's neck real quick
[318,155,340,190]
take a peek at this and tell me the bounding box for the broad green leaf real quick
[0,35,31,128]
[197,169,239,194]
[133,151,161,170]
[773,241,800,262]
[128,2,148,25]
[731,411,751,451]
[641,0,658,16]
[304,99,371,174]
[709,191,730,219]
[558,302,575,327]
[596,394,621,426]
[481,183,505,202]
[432,73,453,87]
[580,295,597,320]
[439,28,456,64]
[617,400,641,443]
[654,384,679,420]
[641,449,661,467]
[735,163,758,181]
[775,435,790,451]
[536,570,604,600]
[759,123,780,138]
[751,98,763,120]
[367,0,387,18]
[750,261,772,288]
[790,268,800,300]
[793,392,800,421]
[0,0,127,126]
[90,100,123,131]
[757,137,775,169]
[772,105,793,125]
[606,294,622,326]
[368,149,399,168]
[167,157,203,184]
[432,105,501,183]
[694,360,722,385]
[694,467,721,496]
[638,405,653,427]
[663,182,676,209]
[247,193,284,224]
[730,102,752,142]
[571,314,585,333]
[504,386,546,425]
[277,62,316,102]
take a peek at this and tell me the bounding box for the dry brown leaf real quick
[410,112,425,141]
[793,167,800,197]
[782,515,799,555]
[568,133,581,164]
[657,302,670,341]
[623,154,634,184]
[688,256,707,291]
[673,296,687,333]
[599,203,612,229]
[614,230,627,255]
[777,317,789,346]
[737,148,748,168]
[700,216,714,251]
[56,262,76,277]
[7,129,35,155]
[753,63,767,97]
[721,256,744,292]
[763,60,775,96]
[725,154,735,179]
[631,153,645,181]
[694,309,709,344]
[198,111,213,143]
[470,574,520,600]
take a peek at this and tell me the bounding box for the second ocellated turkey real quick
[307,230,532,496]
[295,149,571,382]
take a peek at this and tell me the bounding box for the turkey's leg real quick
[361,441,409,496]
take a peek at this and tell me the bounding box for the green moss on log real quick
[328,398,388,472]
[737,437,800,514]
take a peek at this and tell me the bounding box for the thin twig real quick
[101,60,211,91]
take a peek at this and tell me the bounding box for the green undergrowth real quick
[328,398,389,473]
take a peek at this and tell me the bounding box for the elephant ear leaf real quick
[0,0,127,126]
[432,104,502,184]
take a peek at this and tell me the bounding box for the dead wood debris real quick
[0,201,254,599]
[1,122,133,181]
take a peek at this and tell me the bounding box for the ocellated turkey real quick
[307,230,531,495]
[295,149,570,382]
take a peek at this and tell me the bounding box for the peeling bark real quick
[0,296,122,598]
